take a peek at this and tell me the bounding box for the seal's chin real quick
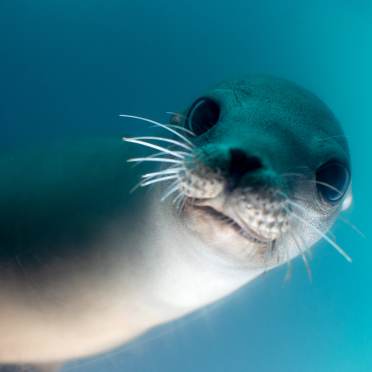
[181,198,273,264]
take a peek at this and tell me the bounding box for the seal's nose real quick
[228,148,263,189]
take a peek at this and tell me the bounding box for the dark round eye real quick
[186,97,220,136]
[315,161,350,204]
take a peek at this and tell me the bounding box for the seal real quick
[0,76,352,371]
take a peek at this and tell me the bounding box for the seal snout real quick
[180,144,275,199]
[227,148,264,191]
[179,146,290,245]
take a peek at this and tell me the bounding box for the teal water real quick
[1,1,371,371]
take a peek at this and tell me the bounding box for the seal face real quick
[125,75,352,270]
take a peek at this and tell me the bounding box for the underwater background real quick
[0,1,371,371]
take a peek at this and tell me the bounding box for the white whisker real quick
[281,174,343,197]
[295,232,313,260]
[130,178,145,194]
[285,202,352,263]
[161,182,181,202]
[128,157,183,165]
[166,124,195,136]
[310,180,343,196]
[130,164,178,193]
[130,151,169,167]
[120,114,194,146]
[140,175,179,187]
[149,123,193,136]
[127,136,193,151]
[338,216,366,239]
[123,137,187,159]
[172,192,184,205]
[290,232,312,281]
[284,247,293,282]
[172,192,186,215]
[176,194,187,215]
[142,168,183,180]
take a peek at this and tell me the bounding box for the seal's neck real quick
[138,194,262,320]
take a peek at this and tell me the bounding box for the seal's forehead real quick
[208,76,336,125]
[201,76,350,164]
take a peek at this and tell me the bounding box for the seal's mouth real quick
[185,200,272,245]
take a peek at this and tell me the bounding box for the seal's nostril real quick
[229,148,263,178]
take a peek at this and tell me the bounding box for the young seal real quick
[0,76,352,371]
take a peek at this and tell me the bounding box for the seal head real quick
[131,76,352,270]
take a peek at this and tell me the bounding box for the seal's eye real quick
[316,161,350,204]
[186,97,220,136]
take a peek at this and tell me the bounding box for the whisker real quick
[130,167,177,193]
[140,175,179,187]
[173,192,186,215]
[281,173,343,196]
[128,157,183,165]
[119,114,194,146]
[290,232,312,281]
[289,189,364,240]
[166,124,195,136]
[161,181,181,202]
[172,192,184,205]
[176,194,187,215]
[123,137,187,159]
[309,180,343,196]
[127,136,193,151]
[338,215,366,239]
[262,242,272,274]
[149,123,194,136]
[284,246,293,282]
[130,151,169,167]
[275,190,351,262]
[295,232,313,260]
[285,201,352,263]
[142,167,183,180]
[130,178,145,194]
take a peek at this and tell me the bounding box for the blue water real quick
[1,1,371,371]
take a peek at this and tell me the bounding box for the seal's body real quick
[0,76,352,371]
